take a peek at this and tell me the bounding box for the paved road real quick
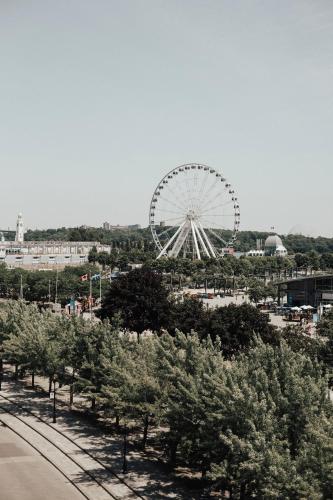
[0,423,84,500]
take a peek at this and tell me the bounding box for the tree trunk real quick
[91,397,96,411]
[31,371,35,388]
[169,441,178,467]
[69,369,75,407]
[48,376,52,395]
[240,483,246,500]
[142,414,149,449]
[115,414,120,427]
[69,384,74,407]
[14,364,18,380]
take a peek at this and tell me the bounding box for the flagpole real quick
[89,272,92,320]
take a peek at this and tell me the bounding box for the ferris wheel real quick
[149,163,240,260]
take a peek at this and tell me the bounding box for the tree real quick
[2,301,48,385]
[317,310,333,384]
[101,334,162,447]
[155,331,223,471]
[248,282,267,304]
[169,296,206,334]
[206,339,333,498]
[75,321,116,411]
[99,269,171,333]
[202,303,276,357]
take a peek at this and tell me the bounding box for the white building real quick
[15,213,24,243]
[0,214,112,269]
[264,234,288,257]
[246,234,288,257]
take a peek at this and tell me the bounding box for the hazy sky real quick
[1,1,332,236]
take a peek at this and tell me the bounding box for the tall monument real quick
[15,213,24,243]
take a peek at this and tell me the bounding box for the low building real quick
[0,241,112,270]
[246,249,265,257]
[0,214,113,269]
[278,275,333,307]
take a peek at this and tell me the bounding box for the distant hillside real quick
[21,227,333,255]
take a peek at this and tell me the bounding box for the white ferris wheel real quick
[149,163,240,260]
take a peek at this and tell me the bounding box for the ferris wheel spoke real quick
[202,214,235,217]
[196,169,211,204]
[183,171,195,211]
[163,183,190,211]
[206,227,228,246]
[158,195,188,213]
[200,216,230,231]
[157,207,186,216]
[198,179,220,212]
[167,181,194,211]
[200,188,229,211]
[155,216,185,225]
[201,199,233,214]
[156,224,180,239]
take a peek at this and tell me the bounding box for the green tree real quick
[99,269,171,333]
[202,303,275,357]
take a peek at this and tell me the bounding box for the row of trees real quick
[90,249,333,277]
[0,300,332,498]
[0,258,281,308]
[22,226,333,254]
[0,263,108,305]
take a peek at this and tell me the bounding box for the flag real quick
[91,273,101,281]
[80,274,88,282]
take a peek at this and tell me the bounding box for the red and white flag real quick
[80,274,88,282]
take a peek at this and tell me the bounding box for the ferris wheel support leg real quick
[193,222,210,258]
[191,221,201,260]
[198,222,217,258]
[157,221,185,259]
[169,222,191,258]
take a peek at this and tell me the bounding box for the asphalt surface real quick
[0,424,84,500]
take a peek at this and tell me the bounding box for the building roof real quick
[277,274,333,285]
[264,234,283,248]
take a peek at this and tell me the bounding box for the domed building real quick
[264,234,288,257]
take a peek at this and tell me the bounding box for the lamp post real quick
[122,424,128,474]
[52,378,57,423]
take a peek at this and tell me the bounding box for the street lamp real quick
[122,424,128,474]
[51,378,57,423]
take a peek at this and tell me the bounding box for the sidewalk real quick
[1,369,202,500]
[0,423,83,500]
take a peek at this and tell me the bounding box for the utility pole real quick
[89,273,92,320]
